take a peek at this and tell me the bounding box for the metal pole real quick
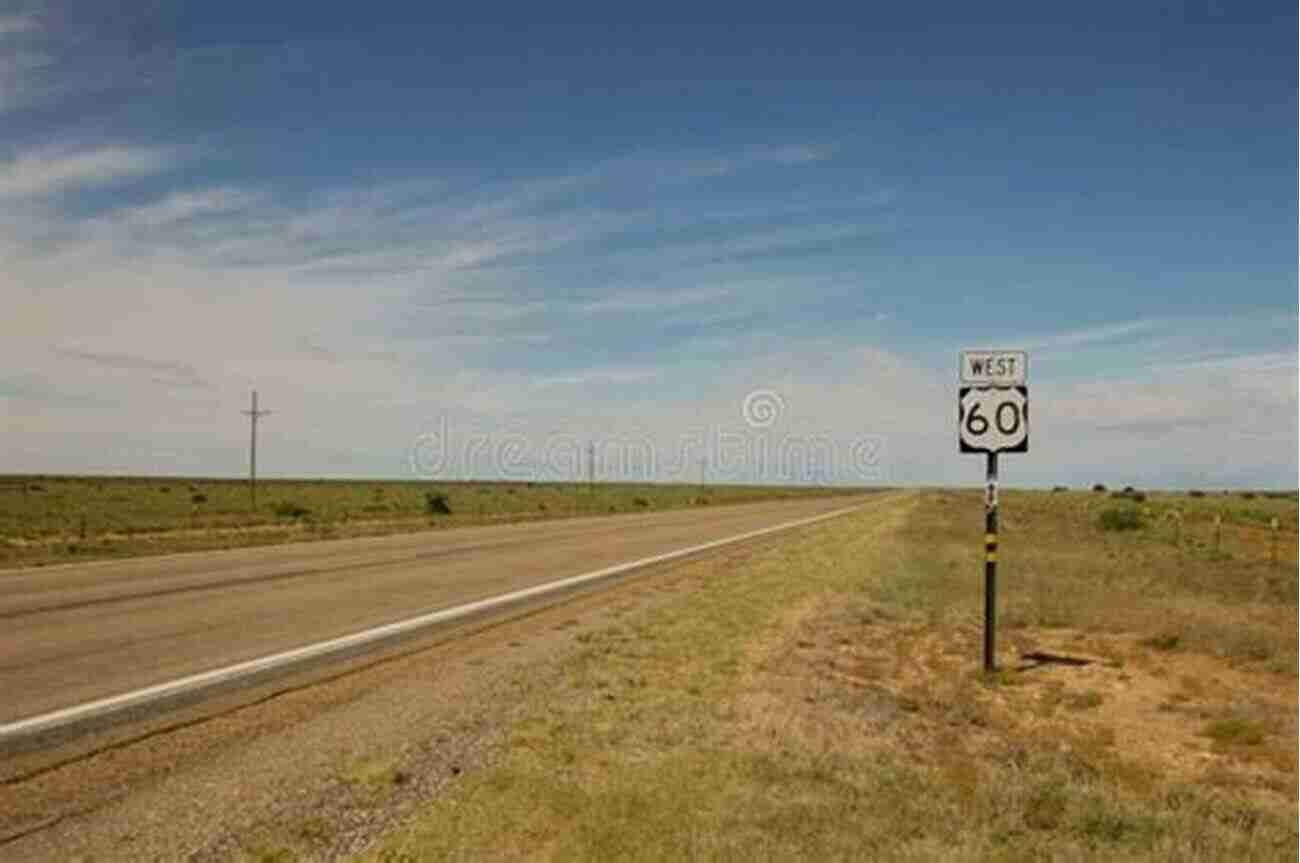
[984,452,999,673]
[242,391,271,511]
[250,390,257,510]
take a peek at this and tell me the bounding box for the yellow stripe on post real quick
[986,550,997,562]
[985,533,996,544]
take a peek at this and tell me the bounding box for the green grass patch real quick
[1202,718,1267,747]
[360,491,1297,861]
[1099,506,1144,531]
[0,475,868,569]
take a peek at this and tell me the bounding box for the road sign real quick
[960,350,1027,386]
[959,349,1030,673]
[959,386,1029,453]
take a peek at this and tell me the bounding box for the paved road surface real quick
[0,497,864,726]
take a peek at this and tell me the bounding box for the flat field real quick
[365,489,1298,862]
[0,475,863,569]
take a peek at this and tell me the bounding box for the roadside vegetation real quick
[0,475,866,569]
[362,489,1297,862]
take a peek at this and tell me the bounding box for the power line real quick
[241,390,272,510]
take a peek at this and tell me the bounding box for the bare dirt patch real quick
[735,593,1298,828]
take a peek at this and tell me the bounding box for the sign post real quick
[959,350,1029,674]
[984,452,998,673]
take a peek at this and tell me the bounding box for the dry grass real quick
[0,475,864,569]
[360,489,1297,862]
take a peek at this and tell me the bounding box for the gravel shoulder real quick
[0,515,842,861]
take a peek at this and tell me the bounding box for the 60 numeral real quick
[964,400,1023,436]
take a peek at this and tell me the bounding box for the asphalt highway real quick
[0,496,865,731]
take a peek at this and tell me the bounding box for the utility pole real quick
[242,390,272,511]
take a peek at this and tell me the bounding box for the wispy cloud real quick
[1148,351,1296,376]
[1021,319,1163,352]
[534,367,663,388]
[0,14,37,38]
[57,348,212,390]
[0,146,170,199]
[107,187,259,227]
[578,285,737,315]
[0,13,44,114]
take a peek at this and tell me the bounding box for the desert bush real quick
[1188,490,1205,498]
[274,501,311,519]
[1051,485,1068,493]
[1098,507,1143,531]
[425,491,452,515]
[1092,483,1107,493]
[633,497,650,507]
[191,493,208,504]
[1239,491,1256,500]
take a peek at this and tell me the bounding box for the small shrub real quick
[1092,483,1107,493]
[1066,690,1104,711]
[1098,507,1143,531]
[28,483,44,492]
[191,493,208,505]
[1123,485,1136,494]
[1140,633,1181,651]
[1239,491,1256,500]
[1051,485,1069,493]
[274,501,311,519]
[1188,489,1205,498]
[159,486,171,493]
[632,497,650,507]
[425,491,452,515]
[1202,718,1265,746]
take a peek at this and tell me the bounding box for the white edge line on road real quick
[0,501,867,742]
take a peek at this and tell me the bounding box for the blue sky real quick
[1,1,1295,488]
